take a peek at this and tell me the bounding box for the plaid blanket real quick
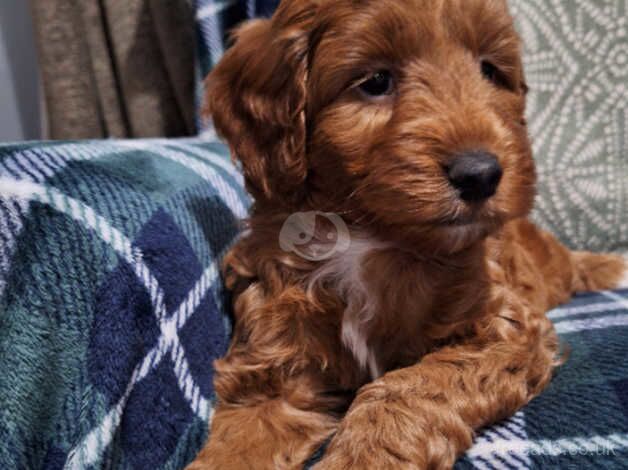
[0,139,249,469]
[456,289,628,469]
[1,140,628,469]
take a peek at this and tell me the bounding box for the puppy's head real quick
[207,0,534,254]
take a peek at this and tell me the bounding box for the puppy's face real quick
[208,0,534,254]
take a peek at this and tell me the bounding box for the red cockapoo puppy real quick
[189,0,628,468]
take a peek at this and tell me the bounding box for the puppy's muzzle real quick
[447,150,503,202]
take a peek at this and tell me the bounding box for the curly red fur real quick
[188,1,628,468]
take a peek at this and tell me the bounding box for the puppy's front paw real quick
[314,392,440,470]
[312,375,474,470]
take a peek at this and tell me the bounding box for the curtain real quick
[30,0,196,139]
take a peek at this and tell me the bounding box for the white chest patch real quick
[309,233,388,379]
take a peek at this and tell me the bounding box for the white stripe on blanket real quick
[471,412,531,468]
[602,290,628,310]
[166,140,243,183]
[196,0,238,20]
[114,140,248,218]
[554,314,628,334]
[549,301,627,320]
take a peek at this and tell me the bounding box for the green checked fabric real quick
[2,140,628,470]
[0,139,249,469]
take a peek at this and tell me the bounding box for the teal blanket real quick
[0,139,248,469]
[1,139,627,469]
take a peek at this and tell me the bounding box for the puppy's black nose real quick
[447,151,503,202]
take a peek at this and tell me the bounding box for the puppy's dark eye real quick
[481,61,507,88]
[358,71,394,97]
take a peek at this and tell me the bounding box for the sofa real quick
[1,1,627,469]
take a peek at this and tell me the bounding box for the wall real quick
[0,1,43,142]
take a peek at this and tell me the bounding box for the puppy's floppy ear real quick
[204,1,318,206]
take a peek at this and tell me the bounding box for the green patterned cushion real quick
[510,0,628,253]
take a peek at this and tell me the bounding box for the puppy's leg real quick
[187,400,337,470]
[571,251,628,292]
[313,312,556,469]
[510,220,627,296]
